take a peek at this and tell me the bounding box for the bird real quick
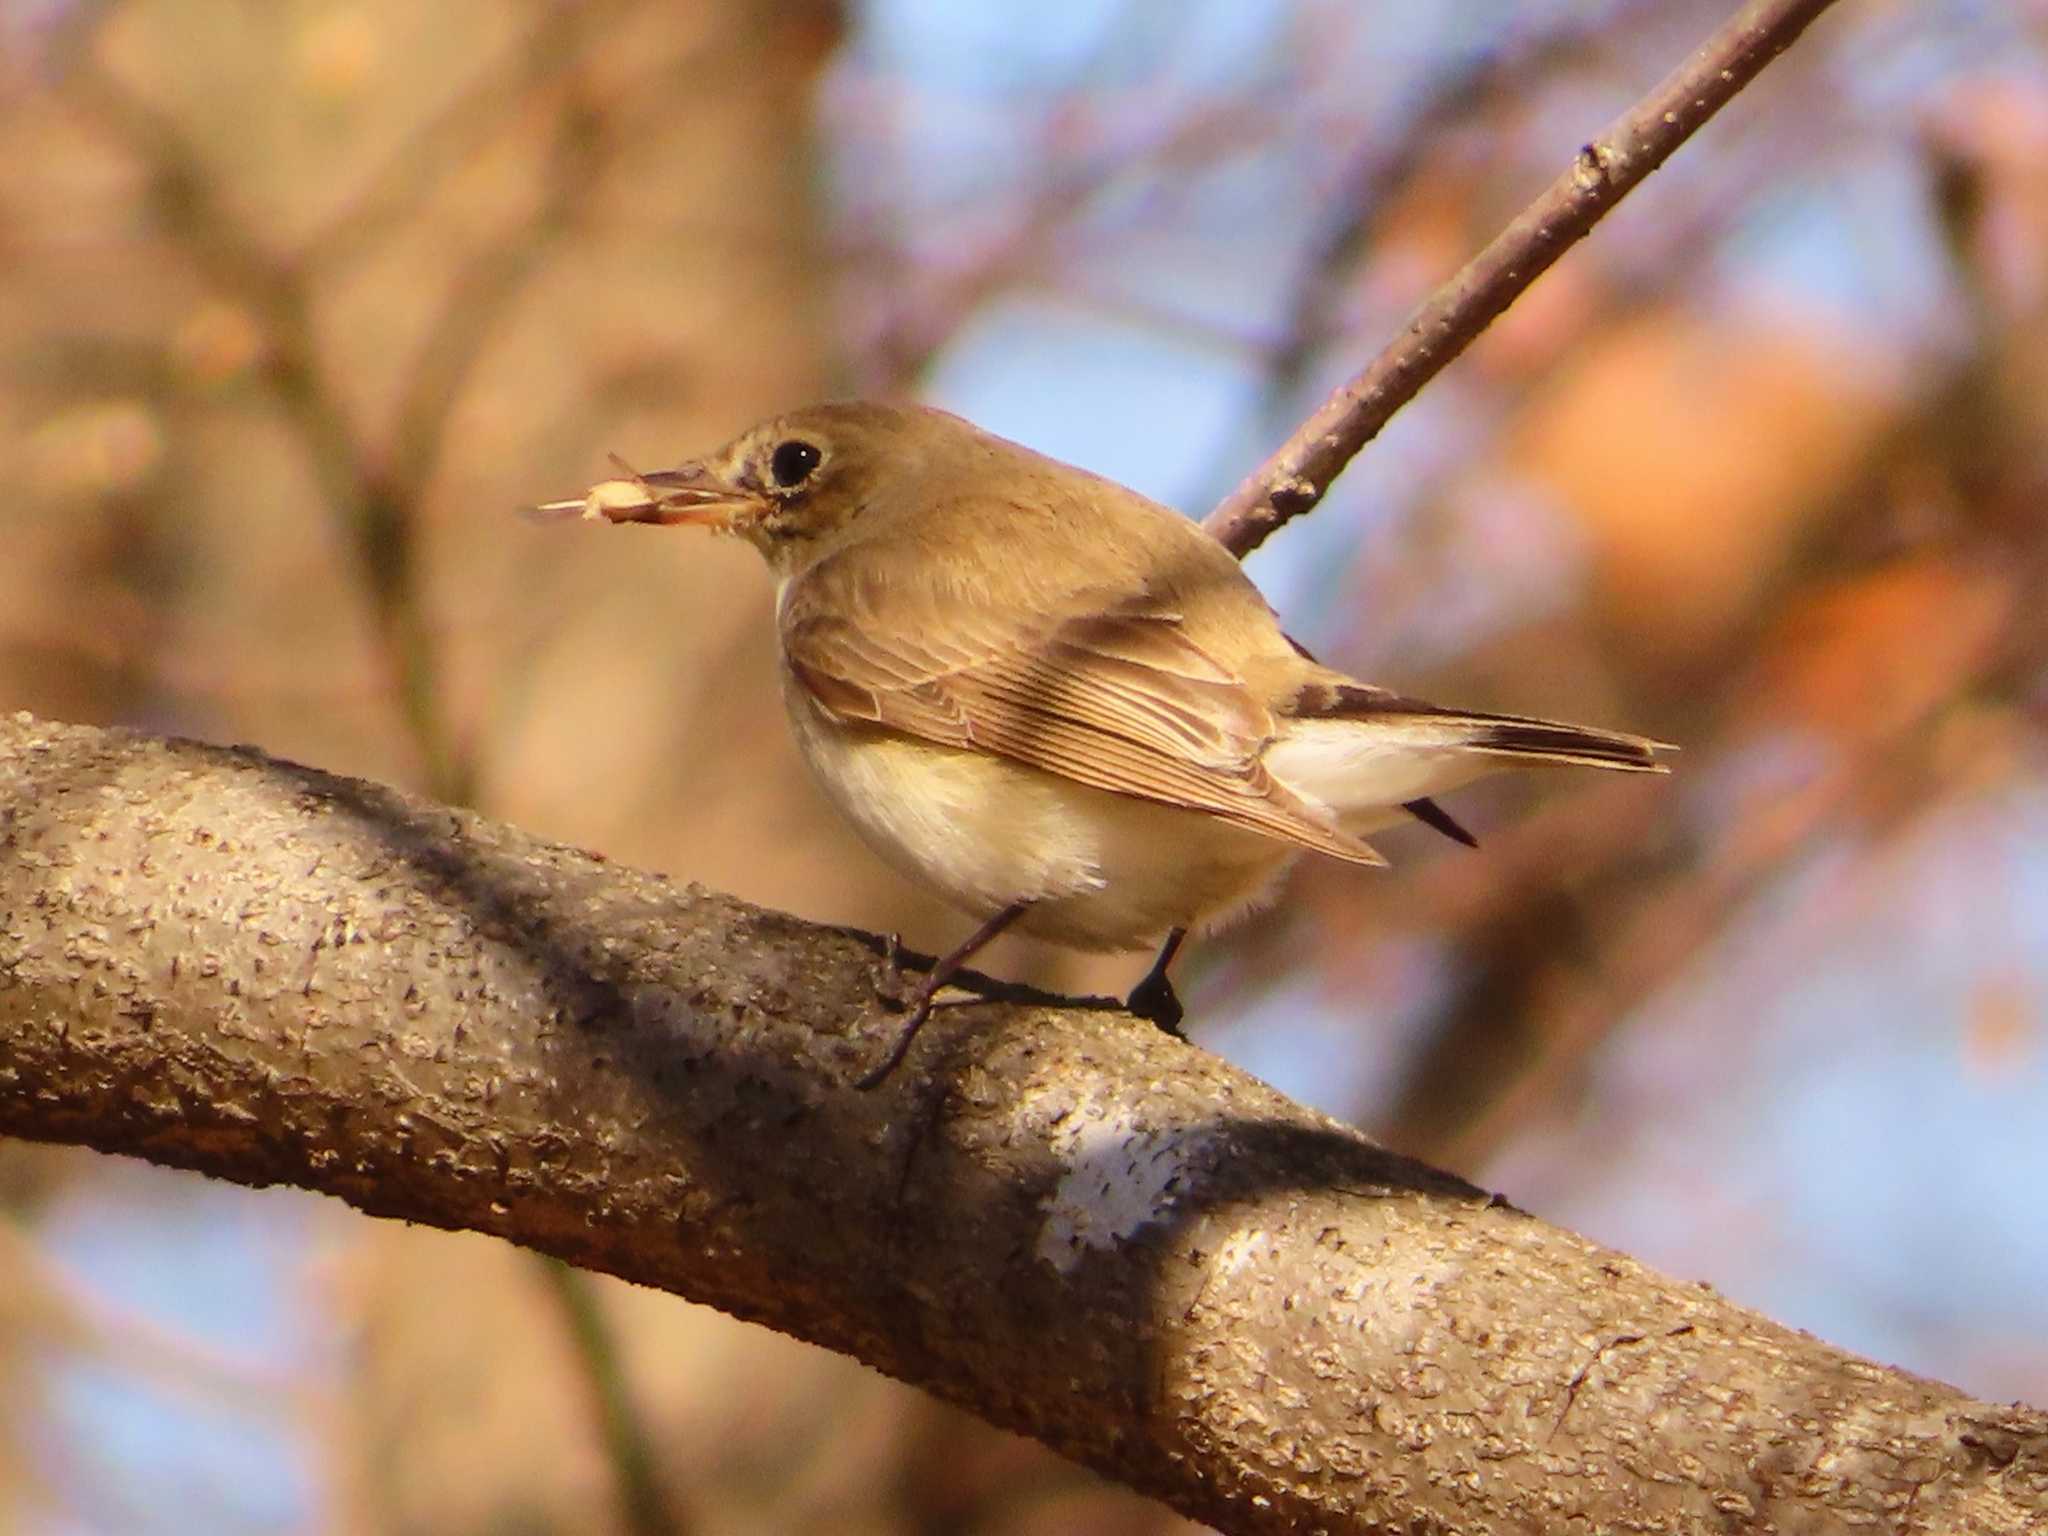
[532,401,1669,1085]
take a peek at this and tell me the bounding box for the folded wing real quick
[781,563,1385,867]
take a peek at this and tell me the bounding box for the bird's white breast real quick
[779,665,1294,951]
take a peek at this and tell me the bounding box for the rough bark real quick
[2,712,2042,1535]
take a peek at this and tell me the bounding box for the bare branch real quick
[2,713,2041,1536]
[298,0,632,275]
[1254,3,1637,433]
[61,27,616,803]
[1204,0,1847,557]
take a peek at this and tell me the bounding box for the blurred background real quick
[3,0,2045,1530]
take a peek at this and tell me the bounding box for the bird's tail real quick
[1264,687,1672,842]
[1283,681,1671,773]
[1423,710,1671,772]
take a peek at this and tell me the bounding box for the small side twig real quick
[1203,0,1847,559]
[541,1260,688,1536]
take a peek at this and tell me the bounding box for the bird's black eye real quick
[769,439,821,489]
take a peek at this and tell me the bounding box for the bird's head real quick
[535,402,958,575]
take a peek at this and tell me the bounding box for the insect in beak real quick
[526,455,761,530]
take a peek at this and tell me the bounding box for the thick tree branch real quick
[1204,0,1846,557]
[1,714,2042,1534]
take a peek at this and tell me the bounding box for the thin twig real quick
[57,15,681,1529]
[298,0,628,275]
[1256,2,1638,432]
[1203,0,1848,558]
[61,55,443,775]
[541,1260,686,1536]
[366,40,613,806]
[848,93,1284,391]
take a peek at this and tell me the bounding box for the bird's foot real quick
[875,931,913,1006]
[854,979,940,1090]
[855,902,1031,1089]
[1125,972,1186,1040]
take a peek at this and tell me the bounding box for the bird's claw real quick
[854,984,939,1090]
[1125,973,1186,1039]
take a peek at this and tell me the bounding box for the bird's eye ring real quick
[769,440,822,489]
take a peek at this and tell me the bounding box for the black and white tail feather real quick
[1268,682,1671,850]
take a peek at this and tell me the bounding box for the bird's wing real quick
[780,566,1385,867]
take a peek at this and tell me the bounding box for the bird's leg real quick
[876,928,909,1002]
[1125,927,1188,1039]
[855,901,1031,1090]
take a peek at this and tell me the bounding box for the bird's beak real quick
[526,459,765,531]
[630,463,768,531]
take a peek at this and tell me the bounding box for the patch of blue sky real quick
[1834,0,2042,112]
[1064,145,1323,343]
[1506,786,2048,1400]
[850,0,1295,100]
[30,1172,319,1535]
[33,1363,310,1536]
[1740,1011,2048,1401]
[836,0,1595,276]
[1246,373,1510,653]
[1389,471,1591,667]
[921,292,1265,511]
[38,1173,313,1361]
[1712,156,1964,355]
[1199,929,1461,1119]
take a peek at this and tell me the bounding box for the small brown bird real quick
[535,402,1668,1084]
